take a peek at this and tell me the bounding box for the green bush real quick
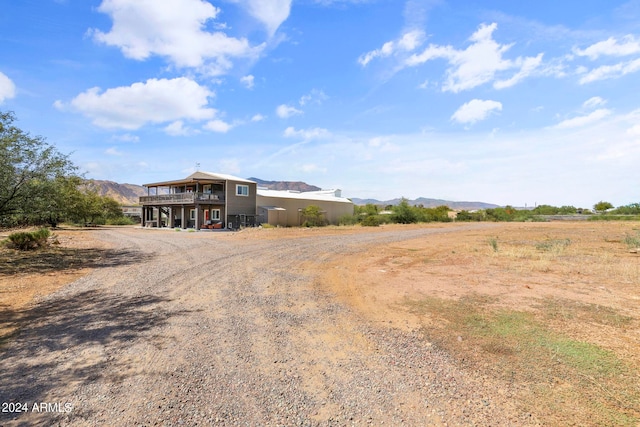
[361,215,381,227]
[106,216,137,225]
[7,228,51,250]
[338,214,359,226]
[301,205,327,227]
[391,198,418,224]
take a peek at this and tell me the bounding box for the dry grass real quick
[0,227,113,345]
[319,221,640,426]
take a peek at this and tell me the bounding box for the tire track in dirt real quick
[1,224,534,426]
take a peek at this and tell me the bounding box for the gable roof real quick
[186,171,255,183]
[143,171,255,187]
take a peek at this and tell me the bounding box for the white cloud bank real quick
[276,104,303,118]
[573,35,640,60]
[553,109,612,129]
[361,23,544,92]
[238,0,292,36]
[0,71,16,103]
[55,77,216,130]
[573,34,640,84]
[358,30,425,66]
[451,99,503,125]
[283,126,331,140]
[92,0,264,75]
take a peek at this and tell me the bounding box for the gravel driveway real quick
[1,225,536,426]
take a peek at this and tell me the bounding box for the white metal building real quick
[256,188,354,226]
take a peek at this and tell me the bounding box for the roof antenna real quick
[195,162,200,171]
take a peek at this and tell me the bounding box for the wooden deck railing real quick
[139,192,225,205]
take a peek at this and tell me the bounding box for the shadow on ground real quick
[0,247,155,276]
[0,289,189,421]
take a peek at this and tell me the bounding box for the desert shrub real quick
[588,215,640,221]
[361,215,381,227]
[338,214,359,226]
[488,237,499,252]
[301,205,327,227]
[623,232,640,248]
[612,203,640,215]
[7,228,51,250]
[106,216,137,225]
[456,210,484,221]
[391,198,418,224]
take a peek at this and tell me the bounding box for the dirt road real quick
[0,225,534,426]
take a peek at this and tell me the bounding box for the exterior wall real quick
[226,180,257,217]
[257,195,353,226]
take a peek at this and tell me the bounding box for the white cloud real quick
[0,71,16,103]
[105,147,123,156]
[626,124,640,136]
[299,89,328,106]
[57,77,216,129]
[112,133,140,142]
[582,96,607,109]
[298,163,327,173]
[204,119,232,133]
[358,29,425,66]
[573,35,640,60]
[554,108,612,129]
[283,126,331,140]
[92,0,262,74]
[451,99,502,125]
[240,74,255,89]
[367,136,398,152]
[238,0,292,36]
[403,23,543,93]
[578,58,640,84]
[164,120,193,136]
[218,158,241,174]
[251,113,266,122]
[493,53,544,89]
[276,104,303,118]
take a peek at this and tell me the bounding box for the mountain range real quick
[89,179,499,210]
[350,197,498,210]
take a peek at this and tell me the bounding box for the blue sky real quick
[1,0,639,207]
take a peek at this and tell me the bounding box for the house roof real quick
[257,188,352,204]
[143,171,255,187]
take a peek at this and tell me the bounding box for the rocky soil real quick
[0,225,538,426]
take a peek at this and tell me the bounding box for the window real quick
[203,184,212,194]
[190,209,196,220]
[212,209,221,220]
[236,184,249,196]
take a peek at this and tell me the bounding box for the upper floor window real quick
[236,184,249,196]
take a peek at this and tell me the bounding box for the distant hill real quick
[248,177,321,192]
[350,197,499,211]
[88,177,498,210]
[88,180,146,205]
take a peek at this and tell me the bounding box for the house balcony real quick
[139,192,225,205]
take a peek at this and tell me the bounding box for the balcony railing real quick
[140,192,225,205]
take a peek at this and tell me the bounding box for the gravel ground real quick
[0,225,539,426]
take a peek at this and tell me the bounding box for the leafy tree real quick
[594,201,614,213]
[0,111,77,224]
[532,204,559,215]
[391,198,417,224]
[612,203,640,215]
